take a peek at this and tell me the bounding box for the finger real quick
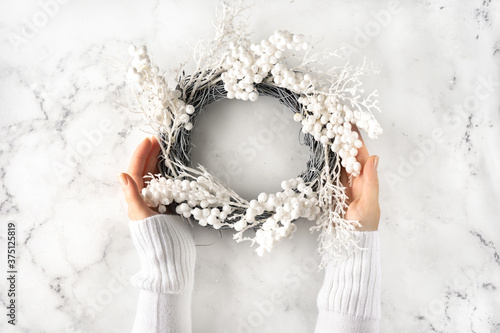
[152,135,161,174]
[360,155,379,205]
[117,173,155,221]
[145,136,161,176]
[352,125,370,167]
[127,138,152,189]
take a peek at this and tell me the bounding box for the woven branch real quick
[158,77,337,228]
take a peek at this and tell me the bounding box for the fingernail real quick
[117,173,128,187]
[374,156,379,170]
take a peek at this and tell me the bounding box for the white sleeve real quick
[128,214,196,333]
[315,231,381,333]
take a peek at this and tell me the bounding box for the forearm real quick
[315,231,381,333]
[132,291,192,332]
[129,215,196,333]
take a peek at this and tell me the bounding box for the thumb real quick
[361,155,379,206]
[117,173,155,221]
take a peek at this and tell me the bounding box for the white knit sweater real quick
[129,215,380,332]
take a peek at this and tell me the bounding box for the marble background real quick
[1,0,499,332]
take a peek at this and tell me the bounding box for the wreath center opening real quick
[190,95,310,201]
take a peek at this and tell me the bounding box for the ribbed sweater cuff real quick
[129,215,196,294]
[316,231,381,321]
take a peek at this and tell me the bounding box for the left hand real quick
[118,136,165,221]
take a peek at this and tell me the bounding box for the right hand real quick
[341,127,380,231]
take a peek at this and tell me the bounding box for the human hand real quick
[118,136,166,221]
[341,127,380,231]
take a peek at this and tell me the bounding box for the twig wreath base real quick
[123,2,382,267]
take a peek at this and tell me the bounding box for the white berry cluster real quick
[219,31,383,177]
[127,45,195,132]
[142,175,320,256]
[221,42,262,101]
[221,30,311,101]
[294,95,383,176]
[142,176,233,229]
[251,177,320,256]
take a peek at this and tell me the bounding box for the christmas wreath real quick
[123,2,382,267]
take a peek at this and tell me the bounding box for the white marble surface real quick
[1,0,499,332]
